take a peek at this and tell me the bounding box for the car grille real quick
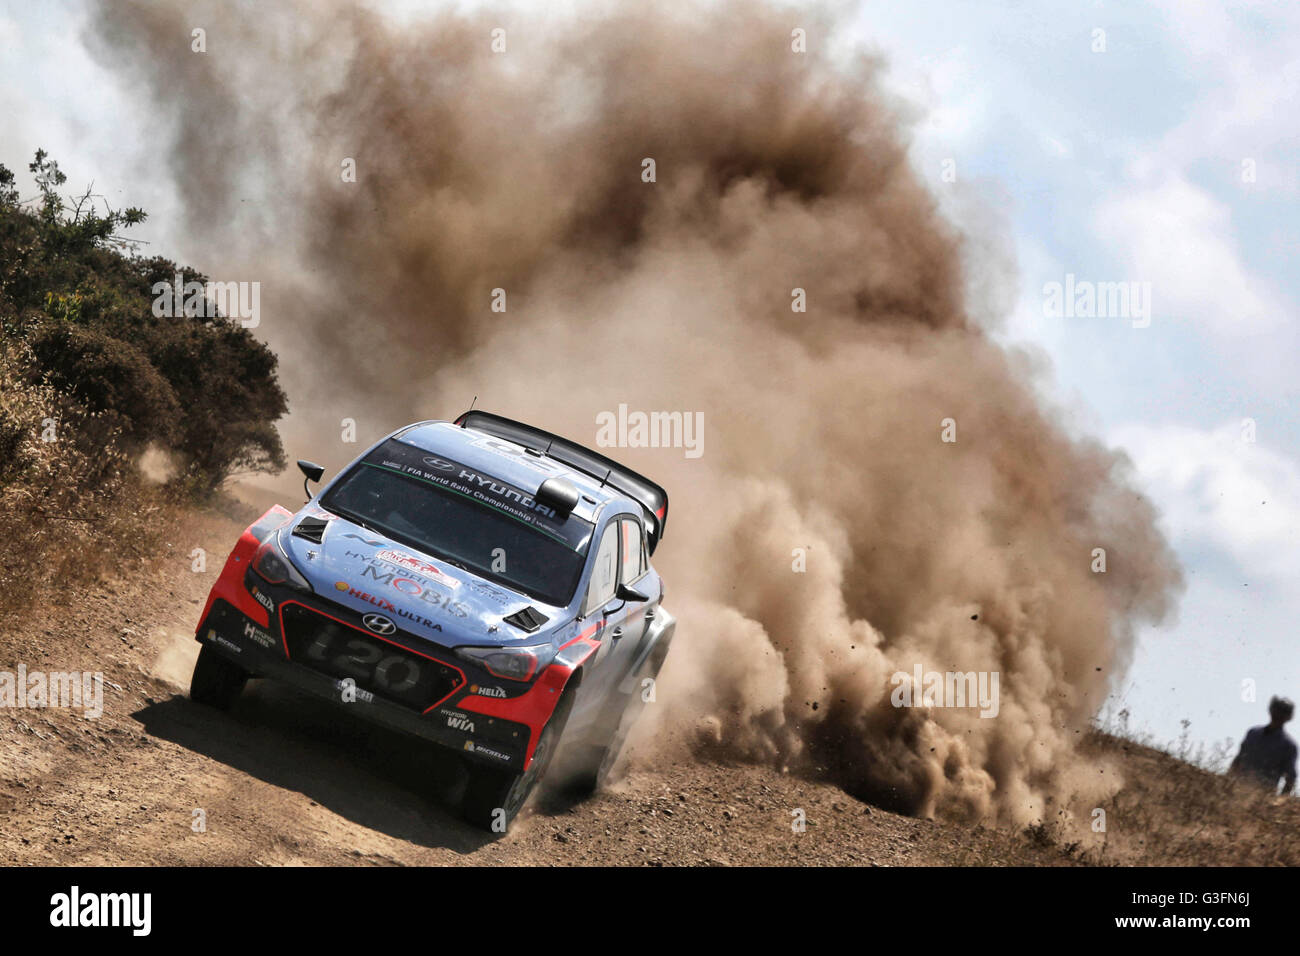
[280,603,462,712]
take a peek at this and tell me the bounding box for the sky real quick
[851,0,1300,756]
[1,0,1296,757]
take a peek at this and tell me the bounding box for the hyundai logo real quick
[362,613,396,635]
[422,456,456,472]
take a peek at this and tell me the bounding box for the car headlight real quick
[454,642,556,682]
[252,529,312,591]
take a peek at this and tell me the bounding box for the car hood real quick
[280,507,565,650]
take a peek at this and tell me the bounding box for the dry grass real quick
[0,340,179,625]
[1070,727,1300,866]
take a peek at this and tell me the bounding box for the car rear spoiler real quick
[454,410,670,554]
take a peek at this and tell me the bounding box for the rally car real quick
[190,410,674,832]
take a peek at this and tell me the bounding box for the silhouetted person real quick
[1230,696,1297,795]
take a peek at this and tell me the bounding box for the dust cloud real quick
[89,0,1182,824]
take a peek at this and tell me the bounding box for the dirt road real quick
[0,500,1096,866]
[5,498,1294,868]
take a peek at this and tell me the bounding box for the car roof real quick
[390,420,636,524]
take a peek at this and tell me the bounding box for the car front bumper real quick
[196,591,550,773]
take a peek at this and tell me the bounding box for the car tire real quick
[460,688,575,833]
[558,693,637,797]
[189,644,249,711]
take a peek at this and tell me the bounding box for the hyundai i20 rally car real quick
[190,410,674,832]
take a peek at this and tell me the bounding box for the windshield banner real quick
[366,440,592,551]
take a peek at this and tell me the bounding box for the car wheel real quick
[189,644,249,711]
[558,693,638,796]
[460,688,574,833]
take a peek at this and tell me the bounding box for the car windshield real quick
[322,442,592,607]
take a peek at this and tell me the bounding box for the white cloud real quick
[1113,420,1300,585]
[1093,174,1288,335]
[0,16,19,57]
[1146,0,1300,199]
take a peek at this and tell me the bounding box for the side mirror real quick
[297,459,325,500]
[616,582,649,604]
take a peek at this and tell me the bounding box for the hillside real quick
[0,498,1291,867]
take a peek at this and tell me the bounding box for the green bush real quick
[25,320,182,450]
[0,149,287,492]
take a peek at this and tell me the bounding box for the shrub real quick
[0,149,286,490]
